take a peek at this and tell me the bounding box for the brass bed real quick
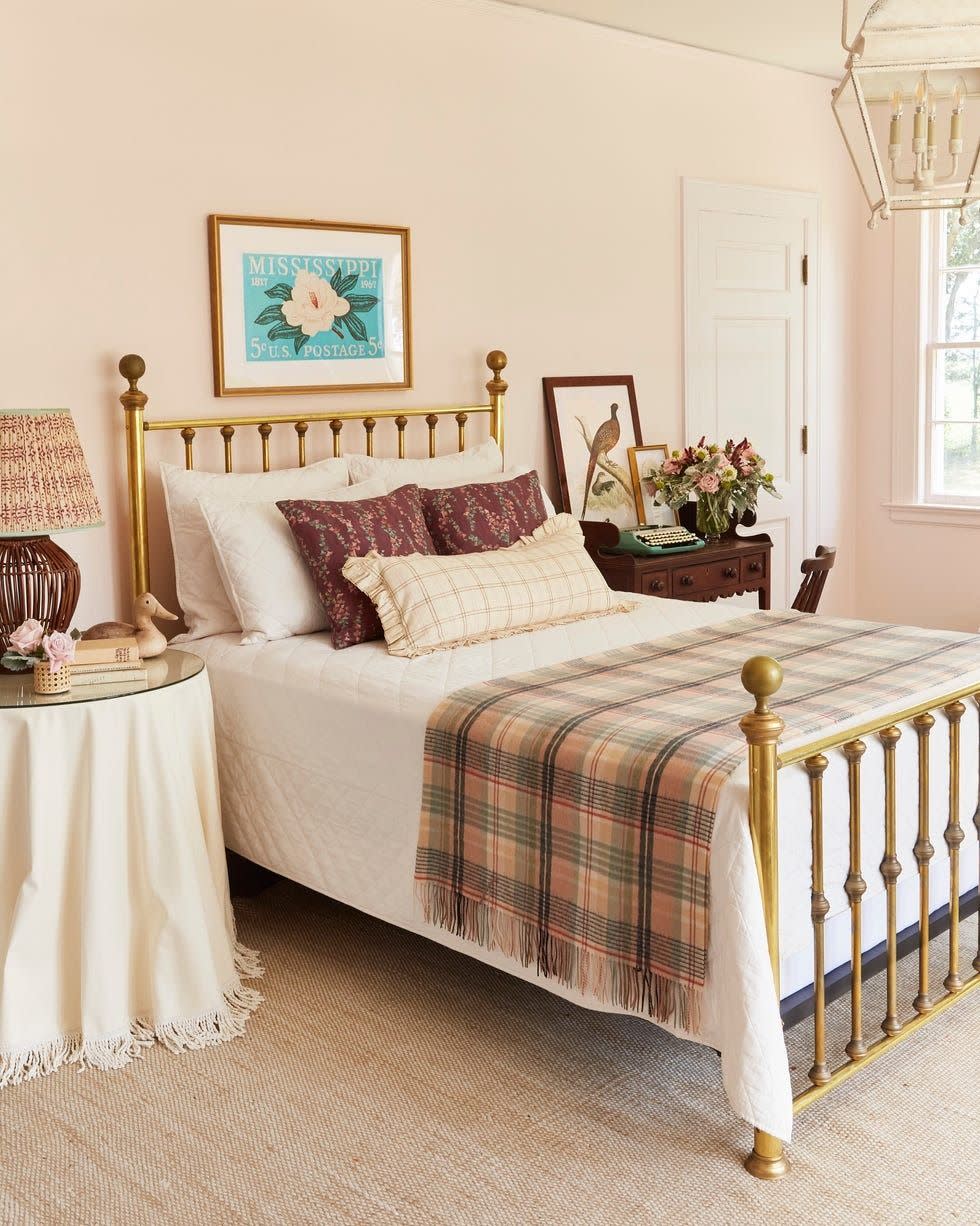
[118,351,979,1180]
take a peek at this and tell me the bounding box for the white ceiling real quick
[493,0,848,79]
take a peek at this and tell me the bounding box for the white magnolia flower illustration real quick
[281,270,351,337]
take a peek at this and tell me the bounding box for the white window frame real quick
[886,211,980,527]
[922,208,980,507]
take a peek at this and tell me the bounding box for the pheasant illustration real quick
[581,403,621,516]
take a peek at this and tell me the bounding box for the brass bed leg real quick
[740,656,789,1181]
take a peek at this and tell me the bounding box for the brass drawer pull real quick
[679,575,694,587]
[650,579,666,593]
[748,560,762,574]
[723,567,737,579]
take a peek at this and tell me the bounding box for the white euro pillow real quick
[342,514,634,658]
[200,477,387,645]
[346,438,503,489]
[161,457,349,641]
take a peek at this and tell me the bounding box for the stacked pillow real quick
[342,515,632,658]
[161,458,349,641]
[163,440,588,655]
[278,483,437,649]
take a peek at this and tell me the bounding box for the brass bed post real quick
[119,354,150,598]
[486,350,508,456]
[739,655,789,1181]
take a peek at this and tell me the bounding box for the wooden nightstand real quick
[582,521,773,609]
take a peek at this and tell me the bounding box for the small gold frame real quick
[208,213,412,397]
[627,444,674,527]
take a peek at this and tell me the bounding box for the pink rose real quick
[8,618,45,655]
[41,631,76,673]
[662,458,682,476]
[698,473,721,493]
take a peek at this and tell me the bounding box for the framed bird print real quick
[543,375,643,529]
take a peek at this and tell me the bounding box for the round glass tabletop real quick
[0,648,204,709]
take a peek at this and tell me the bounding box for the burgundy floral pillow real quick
[277,484,435,649]
[420,471,548,554]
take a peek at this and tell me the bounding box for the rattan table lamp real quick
[0,409,103,653]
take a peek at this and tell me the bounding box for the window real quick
[923,203,980,504]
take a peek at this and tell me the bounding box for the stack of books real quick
[71,637,147,687]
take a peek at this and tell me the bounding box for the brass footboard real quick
[740,656,980,1180]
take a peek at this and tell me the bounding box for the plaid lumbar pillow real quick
[341,514,635,658]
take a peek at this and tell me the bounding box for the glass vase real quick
[695,493,730,543]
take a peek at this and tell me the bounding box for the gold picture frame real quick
[208,214,412,396]
[627,444,675,527]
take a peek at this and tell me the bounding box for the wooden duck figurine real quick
[83,592,178,658]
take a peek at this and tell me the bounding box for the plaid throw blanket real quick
[416,611,980,1031]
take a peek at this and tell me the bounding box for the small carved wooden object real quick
[83,592,178,658]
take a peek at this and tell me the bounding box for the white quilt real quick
[186,598,979,1142]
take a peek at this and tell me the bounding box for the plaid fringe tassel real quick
[418,883,701,1033]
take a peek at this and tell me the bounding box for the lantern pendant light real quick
[832,1,980,228]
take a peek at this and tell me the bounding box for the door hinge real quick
[802,253,809,286]
[801,425,809,455]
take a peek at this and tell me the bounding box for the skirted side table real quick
[0,649,262,1087]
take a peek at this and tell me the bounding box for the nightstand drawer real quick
[670,560,742,596]
[742,553,767,583]
[640,570,670,597]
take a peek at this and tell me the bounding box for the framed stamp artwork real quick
[542,375,643,529]
[208,214,412,396]
[627,444,676,527]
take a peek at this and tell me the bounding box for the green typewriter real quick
[610,524,706,557]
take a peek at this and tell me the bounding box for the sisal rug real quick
[0,880,975,1225]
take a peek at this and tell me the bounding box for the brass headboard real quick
[118,349,508,600]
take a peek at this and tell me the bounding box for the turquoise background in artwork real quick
[242,253,386,363]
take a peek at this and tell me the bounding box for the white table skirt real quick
[0,669,262,1086]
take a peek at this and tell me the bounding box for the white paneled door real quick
[683,180,818,609]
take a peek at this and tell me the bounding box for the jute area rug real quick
[0,880,975,1225]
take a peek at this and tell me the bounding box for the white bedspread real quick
[186,598,979,1142]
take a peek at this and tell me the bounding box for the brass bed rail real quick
[740,656,980,1179]
[119,349,508,597]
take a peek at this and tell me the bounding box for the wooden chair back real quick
[791,545,837,614]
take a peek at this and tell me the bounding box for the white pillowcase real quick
[161,458,349,641]
[200,477,387,645]
[346,438,503,489]
[342,514,634,658]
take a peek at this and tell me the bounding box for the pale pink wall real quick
[855,214,980,633]
[1,0,863,626]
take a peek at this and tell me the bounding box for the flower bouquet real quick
[2,620,80,694]
[648,437,780,541]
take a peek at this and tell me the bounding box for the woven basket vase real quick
[33,660,72,695]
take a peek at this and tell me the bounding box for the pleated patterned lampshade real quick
[0,409,102,653]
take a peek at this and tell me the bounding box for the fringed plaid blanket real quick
[416,611,980,1031]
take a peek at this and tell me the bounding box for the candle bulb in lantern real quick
[889,86,903,151]
[927,85,937,154]
[951,76,966,152]
[913,72,928,152]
